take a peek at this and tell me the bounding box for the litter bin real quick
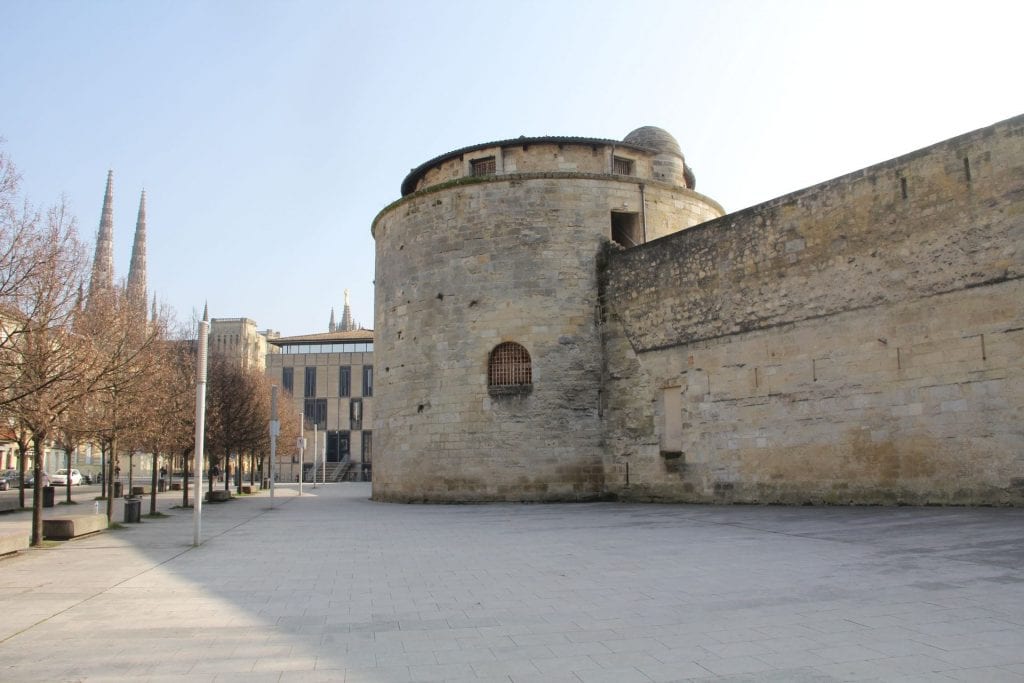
[123,497,141,523]
[42,485,55,508]
[158,480,167,493]
[113,481,123,498]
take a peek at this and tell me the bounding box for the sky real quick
[1,0,1022,337]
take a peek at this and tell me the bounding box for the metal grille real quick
[488,342,532,386]
[613,156,634,175]
[471,156,496,176]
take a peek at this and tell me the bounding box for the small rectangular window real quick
[350,398,363,430]
[613,156,634,176]
[282,367,294,394]
[471,157,496,176]
[361,431,372,464]
[362,365,374,397]
[339,366,351,397]
[304,366,317,398]
[304,398,327,429]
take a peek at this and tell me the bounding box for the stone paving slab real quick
[0,484,1023,681]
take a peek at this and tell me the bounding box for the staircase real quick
[303,461,369,483]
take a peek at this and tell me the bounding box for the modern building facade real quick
[265,302,374,481]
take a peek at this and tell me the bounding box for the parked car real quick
[0,469,21,490]
[24,471,51,487]
[50,468,82,486]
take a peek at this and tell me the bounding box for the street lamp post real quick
[193,305,210,547]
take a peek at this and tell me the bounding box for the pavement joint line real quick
[0,491,296,647]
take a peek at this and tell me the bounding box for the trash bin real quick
[42,485,55,508]
[113,481,123,498]
[123,497,141,523]
[158,480,167,492]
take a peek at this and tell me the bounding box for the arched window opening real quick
[488,342,532,392]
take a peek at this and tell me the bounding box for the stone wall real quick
[602,115,1024,504]
[373,171,722,502]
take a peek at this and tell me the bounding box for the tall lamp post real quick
[269,385,279,506]
[193,304,210,547]
[297,410,305,496]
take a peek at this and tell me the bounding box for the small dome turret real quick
[623,126,695,189]
[623,126,683,157]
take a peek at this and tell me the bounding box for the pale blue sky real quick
[2,0,1021,336]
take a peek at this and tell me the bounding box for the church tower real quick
[340,289,355,331]
[125,190,148,318]
[88,170,116,302]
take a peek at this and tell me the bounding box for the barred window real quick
[612,156,634,176]
[488,342,532,387]
[471,156,496,176]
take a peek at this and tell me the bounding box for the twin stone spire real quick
[87,170,149,318]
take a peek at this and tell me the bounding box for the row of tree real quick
[0,145,296,546]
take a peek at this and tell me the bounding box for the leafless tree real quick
[0,198,91,545]
[76,288,168,522]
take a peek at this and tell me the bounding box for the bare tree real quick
[1,200,91,545]
[77,288,168,522]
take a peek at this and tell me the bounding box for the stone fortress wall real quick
[602,115,1024,504]
[372,116,1023,504]
[372,131,722,501]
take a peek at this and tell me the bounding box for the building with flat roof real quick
[265,300,374,482]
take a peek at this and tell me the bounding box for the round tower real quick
[372,127,724,502]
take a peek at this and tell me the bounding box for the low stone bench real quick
[205,490,231,502]
[240,485,256,494]
[0,497,20,513]
[0,530,29,555]
[130,486,147,496]
[169,482,182,491]
[42,514,108,540]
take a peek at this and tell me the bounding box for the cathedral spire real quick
[329,307,336,332]
[126,189,148,316]
[340,289,354,331]
[88,170,115,303]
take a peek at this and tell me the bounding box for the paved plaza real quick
[0,484,1023,682]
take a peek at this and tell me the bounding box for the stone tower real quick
[125,190,147,318]
[88,170,116,302]
[372,127,723,502]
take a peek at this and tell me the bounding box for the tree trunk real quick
[105,436,117,522]
[150,451,159,515]
[30,433,48,547]
[182,452,190,508]
[17,443,28,509]
[65,449,73,504]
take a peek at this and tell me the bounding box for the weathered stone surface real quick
[373,139,721,502]
[372,116,1024,505]
[603,115,1024,504]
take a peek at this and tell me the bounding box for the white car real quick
[50,468,83,486]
